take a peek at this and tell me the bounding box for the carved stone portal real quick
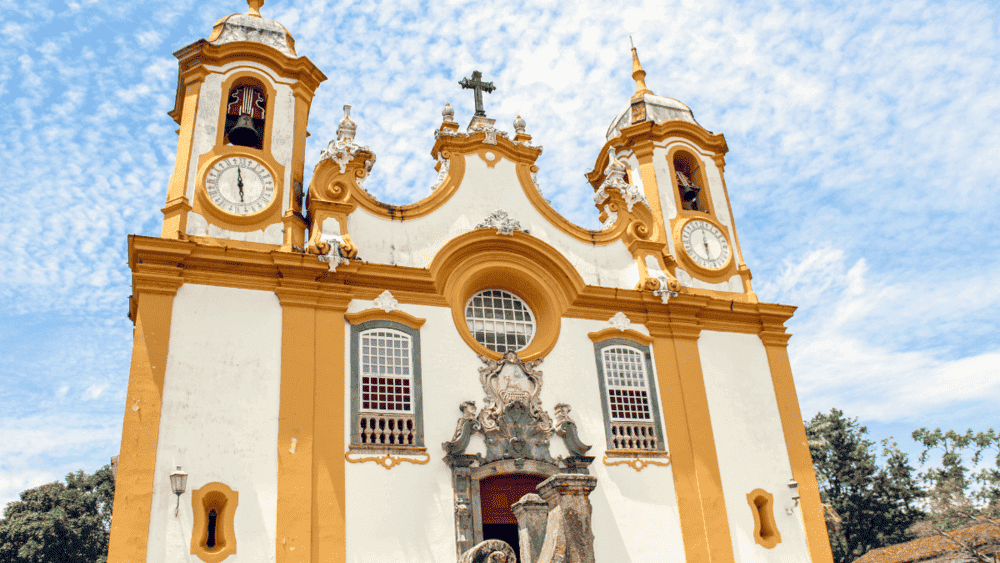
[444,352,595,561]
[444,352,591,466]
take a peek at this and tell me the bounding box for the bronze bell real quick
[680,182,700,202]
[228,114,260,147]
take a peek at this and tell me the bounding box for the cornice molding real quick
[126,236,797,337]
[174,40,327,93]
[587,327,653,346]
[344,309,426,330]
[587,121,728,188]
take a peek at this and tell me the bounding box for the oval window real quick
[464,289,535,353]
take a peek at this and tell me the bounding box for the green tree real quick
[807,409,924,563]
[908,428,1000,562]
[0,465,115,563]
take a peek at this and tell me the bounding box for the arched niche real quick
[223,77,268,150]
[671,148,710,213]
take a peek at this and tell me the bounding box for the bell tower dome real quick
[161,0,325,250]
[588,44,755,300]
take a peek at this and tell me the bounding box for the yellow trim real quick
[284,88,312,250]
[126,237,789,330]
[430,230,584,361]
[516,164,639,244]
[710,153,754,296]
[602,452,671,471]
[345,447,431,469]
[274,288,318,562]
[648,320,736,563]
[174,41,325,96]
[587,120,728,189]
[629,143,667,238]
[587,327,653,346]
[306,130,663,255]
[747,489,782,549]
[312,295,350,562]
[344,308,426,330]
[163,79,202,238]
[760,320,835,563]
[190,482,239,563]
[107,238,185,563]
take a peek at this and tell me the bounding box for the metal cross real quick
[459,70,496,117]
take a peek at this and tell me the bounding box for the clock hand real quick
[237,168,245,202]
[702,233,711,259]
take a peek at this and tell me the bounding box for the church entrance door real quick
[479,473,546,563]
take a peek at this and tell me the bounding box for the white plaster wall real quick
[698,331,810,563]
[343,299,684,563]
[146,284,282,563]
[346,153,640,289]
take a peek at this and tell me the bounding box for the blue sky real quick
[1,0,998,508]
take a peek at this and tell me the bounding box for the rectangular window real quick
[360,330,413,412]
[350,321,424,449]
[595,339,665,453]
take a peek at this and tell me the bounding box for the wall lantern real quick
[169,466,188,517]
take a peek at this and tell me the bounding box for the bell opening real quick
[224,82,267,150]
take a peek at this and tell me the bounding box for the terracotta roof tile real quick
[855,522,1000,563]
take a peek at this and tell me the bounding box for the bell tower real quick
[161,0,325,249]
[588,45,756,300]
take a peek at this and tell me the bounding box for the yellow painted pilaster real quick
[760,324,834,563]
[275,287,319,562]
[107,241,185,563]
[313,293,350,562]
[632,143,667,242]
[274,251,347,563]
[649,312,735,563]
[283,87,314,250]
[162,79,202,239]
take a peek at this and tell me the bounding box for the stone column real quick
[536,474,598,563]
[446,454,480,559]
[512,493,549,563]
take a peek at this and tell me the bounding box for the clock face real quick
[205,156,275,216]
[681,220,731,270]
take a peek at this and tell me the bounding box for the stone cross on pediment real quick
[459,70,496,117]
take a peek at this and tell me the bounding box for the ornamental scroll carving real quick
[443,352,591,467]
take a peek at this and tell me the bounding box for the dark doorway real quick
[479,473,546,563]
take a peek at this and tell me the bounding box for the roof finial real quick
[247,0,264,17]
[630,38,653,100]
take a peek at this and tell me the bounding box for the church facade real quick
[107,3,835,563]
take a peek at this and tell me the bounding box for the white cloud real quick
[82,383,108,400]
[763,247,1000,421]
